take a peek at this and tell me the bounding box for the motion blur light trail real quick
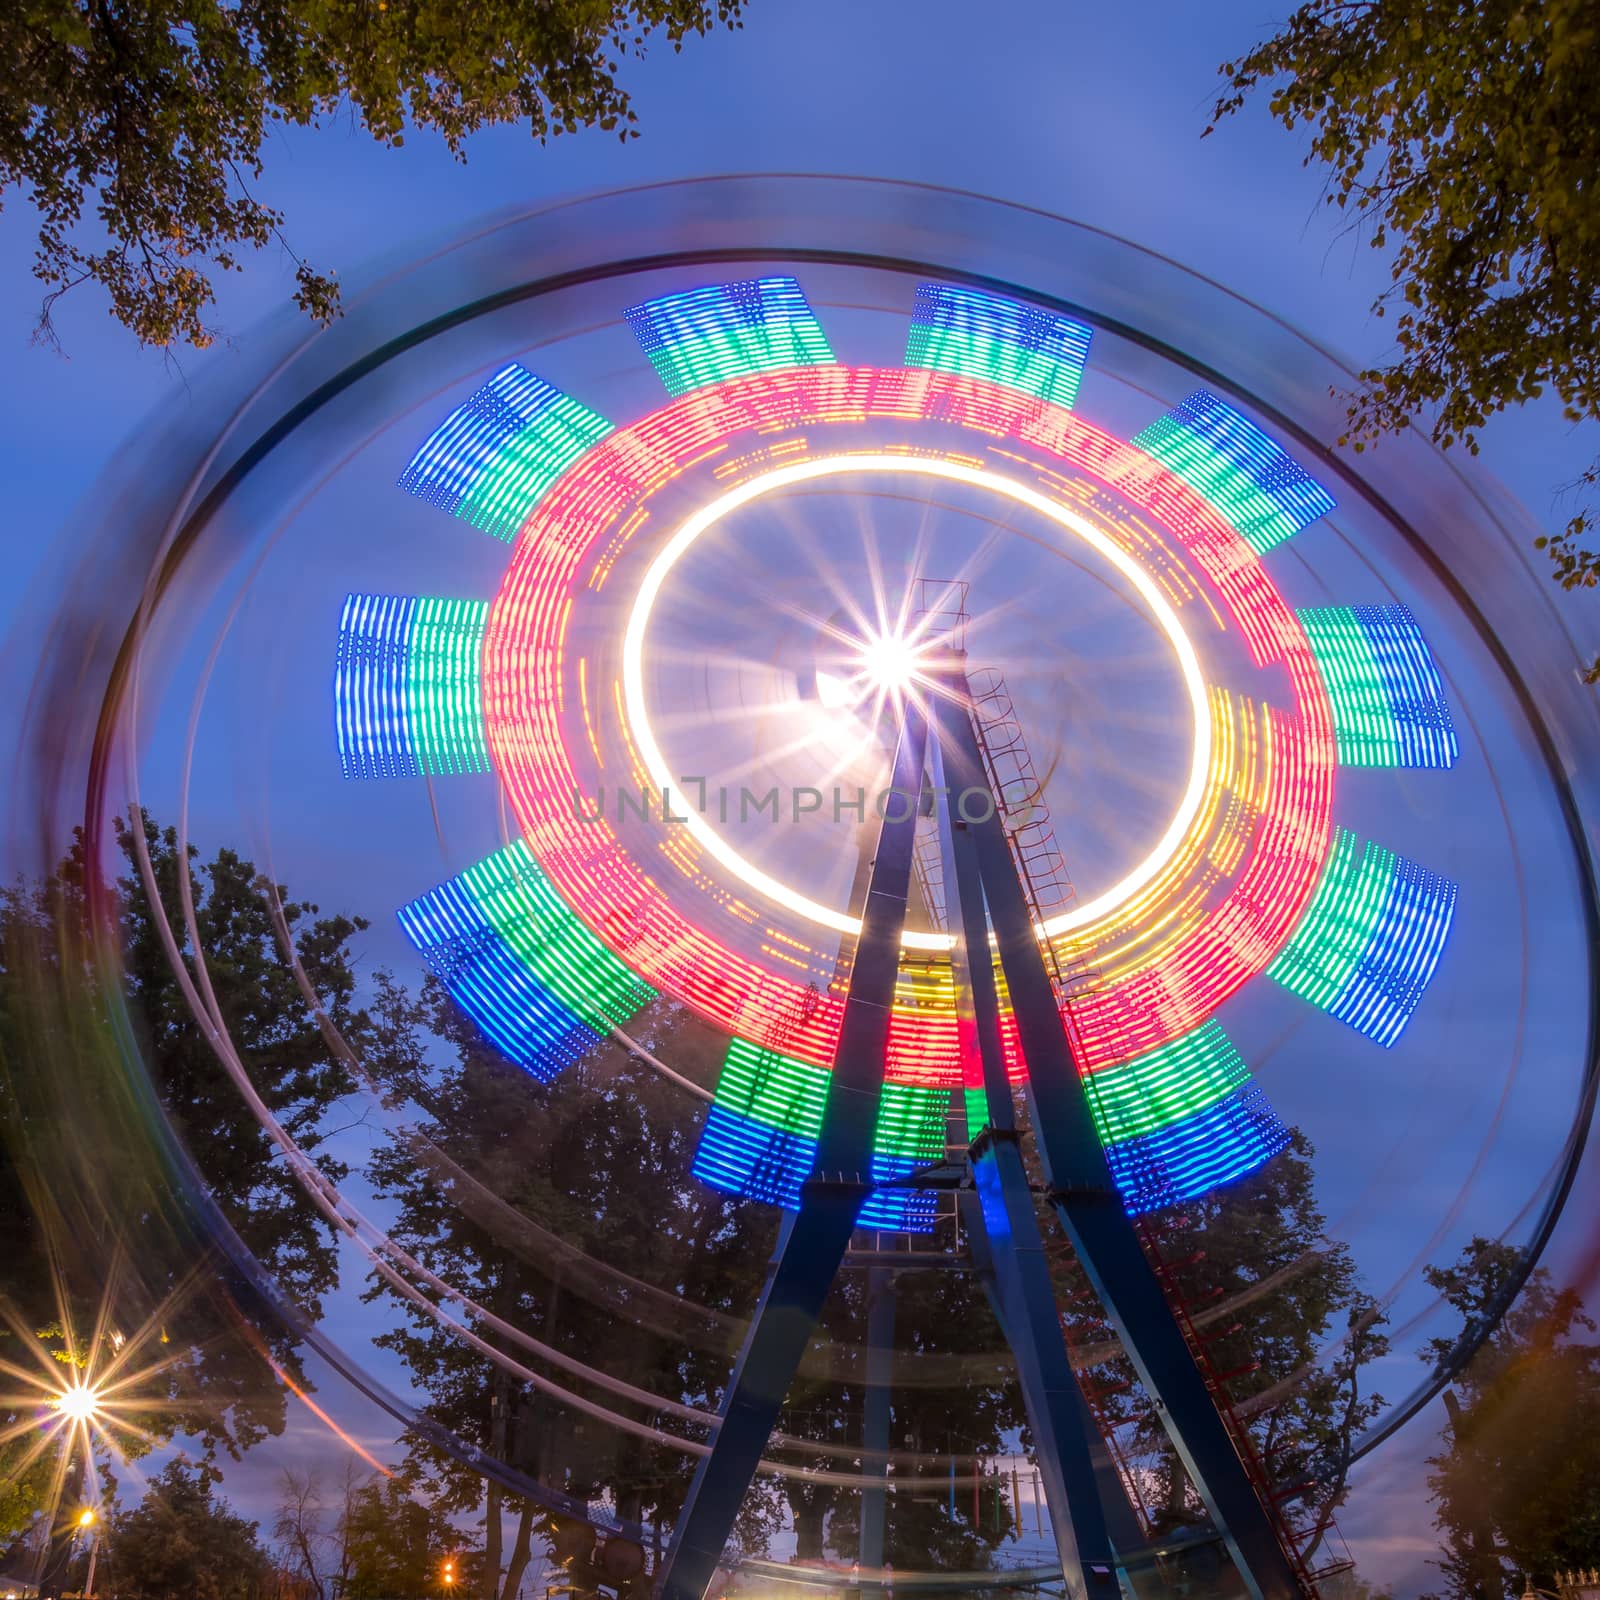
[1268,829,1458,1048]
[331,270,1446,1242]
[398,364,614,542]
[625,275,836,394]
[905,281,1093,408]
[9,179,1598,1570]
[335,595,491,778]
[1298,604,1460,769]
[1133,388,1339,556]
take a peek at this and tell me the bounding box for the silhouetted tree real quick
[340,1474,469,1600]
[1079,1132,1387,1559]
[364,989,784,1595]
[1212,0,1600,675]
[365,986,1032,1587]
[1423,1238,1600,1598]
[0,815,372,1535]
[2,0,747,347]
[108,1460,272,1600]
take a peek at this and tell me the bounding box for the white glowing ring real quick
[620,454,1212,954]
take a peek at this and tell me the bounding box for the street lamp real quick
[441,1558,456,1600]
[76,1507,100,1600]
[51,1384,104,1428]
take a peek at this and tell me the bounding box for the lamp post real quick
[36,1386,106,1600]
[77,1508,98,1600]
[442,1557,456,1600]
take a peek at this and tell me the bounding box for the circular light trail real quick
[46,177,1591,1547]
[619,453,1214,952]
[482,362,1337,1078]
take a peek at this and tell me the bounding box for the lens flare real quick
[50,1384,103,1426]
[855,630,922,697]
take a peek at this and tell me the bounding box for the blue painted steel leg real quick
[937,696,1305,1600]
[858,1264,895,1577]
[657,704,931,1600]
[930,725,1124,1600]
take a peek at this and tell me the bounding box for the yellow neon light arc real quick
[620,454,1213,954]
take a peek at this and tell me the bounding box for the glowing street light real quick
[52,1384,104,1427]
[1,1283,185,1600]
[70,1504,102,1599]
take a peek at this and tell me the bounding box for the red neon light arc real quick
[481,366,1335,1082]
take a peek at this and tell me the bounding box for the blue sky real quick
[5,1,1600,1592]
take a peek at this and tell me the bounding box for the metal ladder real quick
[965,668,1338,1596]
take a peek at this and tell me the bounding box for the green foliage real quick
[1,0,747,347]
[0,1083,64,1543]
[1424,1238,1600,1597]
[0,1439,56,1549]
[364,989,785,1595]
[1212,0,1600,677]
[271,1461,473,1600]
[107,1459,273,1600]
[0,813,370,1540]
[339,1474,465,1600]
[114,812,359,1329]
[1094,1131,1387,1556]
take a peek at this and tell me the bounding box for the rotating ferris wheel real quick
[330,261,1468,1598]
[55,178,1599,1600]
[340,272,1460,1212]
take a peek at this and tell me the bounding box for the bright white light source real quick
[52,1384,102,1425]
[622,454,1211,950]
[855,630,920,696]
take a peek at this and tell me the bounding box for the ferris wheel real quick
[44,178,1600,1600]
[350,274,1456,1212]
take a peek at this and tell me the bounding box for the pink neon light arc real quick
[481,365,1336,1080]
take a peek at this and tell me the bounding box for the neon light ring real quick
[43,179,1600,1539]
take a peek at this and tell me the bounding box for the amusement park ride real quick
[333,269,1459,1600]
[652,602,1320,1600]
[60,180,1600,1600]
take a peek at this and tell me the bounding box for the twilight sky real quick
[4,2,1600,1593]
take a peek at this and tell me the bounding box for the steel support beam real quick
[930,724,1124,1600]
[936,698,1305,1600]
[657,704,930,1600]
[658,672,1302,1600]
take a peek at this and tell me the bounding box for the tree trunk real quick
[484,1481,503,1600]
[499,1503,536,1600]
[1443,1389,1500,1600]
[292,1527,326,1600]
[790,1485,827,1562]
[486,1372,510,1600]
[1163,1459,1191,1528]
